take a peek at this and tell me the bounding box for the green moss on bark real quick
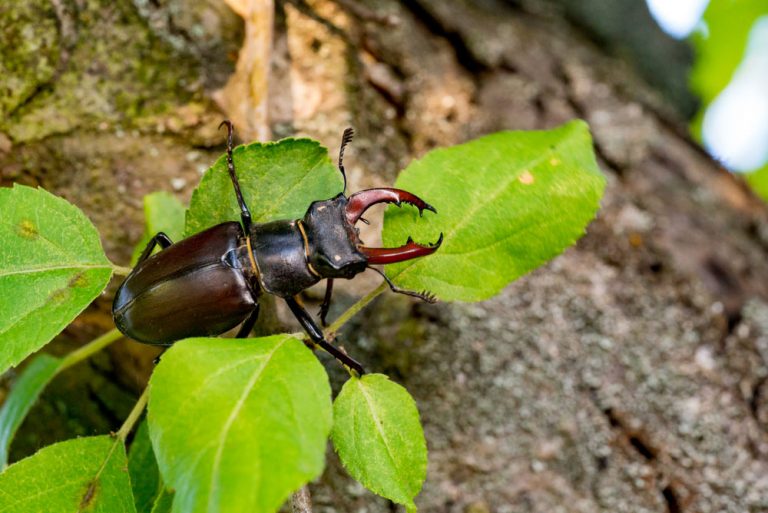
[0,0,204,142]
[0,2,61,118]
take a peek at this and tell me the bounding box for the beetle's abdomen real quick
[113,223,257,345]
[250,220,319,297]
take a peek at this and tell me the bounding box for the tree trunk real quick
[3,1,768,512]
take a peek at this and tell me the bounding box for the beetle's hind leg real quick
[137,232,173,264]
[367,266,437,303]
[285,296,365,375]
[318,279,334,327]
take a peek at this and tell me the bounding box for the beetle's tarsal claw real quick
[345,188,436,224]
[421,290,438,303]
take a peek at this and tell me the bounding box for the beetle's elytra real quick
[112,122,442,374]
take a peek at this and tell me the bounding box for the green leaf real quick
[150,489,174,513]
[130,192,187,266]
[747,165,768,202]
[0,435,136,513]
[690,0,768,106]
[0,184,113,374]
[382,120,605,302]
[184,139,342,236]
[148,335,332,513]
[331,374,426,510]
[129,421,162,513]
[0,353,61,467]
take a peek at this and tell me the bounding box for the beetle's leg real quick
[319,279,334,326]
[219,120,253,234]
[285,297,365,375]
[367,266,437,303]
[235,304,261,338]
[137,232,173,264]
[153,348,168,365]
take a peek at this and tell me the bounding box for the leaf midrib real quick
[0,263,112,279]
[206,337,288,510]
[357,380,405,494]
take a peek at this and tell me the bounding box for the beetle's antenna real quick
[338,127,354,195]
[219,120,253,234]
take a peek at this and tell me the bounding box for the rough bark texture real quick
[2,1,768,512]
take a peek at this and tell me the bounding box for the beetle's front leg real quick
[318,279,334,327]
[137,232,173,264]
[235,304,261,338]
[285,297,365,375]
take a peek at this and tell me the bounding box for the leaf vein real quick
[206,338,288,509]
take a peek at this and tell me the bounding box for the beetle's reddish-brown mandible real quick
[344,187,442,264]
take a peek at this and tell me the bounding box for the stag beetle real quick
[112,121,441,374]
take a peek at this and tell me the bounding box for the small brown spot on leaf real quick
[79,480,98,510]
[17,219,38,239]
[49,288,71,304]
[69,272,89,288]
[518,170,534,185]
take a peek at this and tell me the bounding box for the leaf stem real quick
[324,282,387,337]
[116,385,149,441]
[111,264,132,277]
[59,328,123,372]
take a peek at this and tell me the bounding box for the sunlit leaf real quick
[184,139,342,236]
[690,0,768,105]
[0,436,135,512]
[0,353,61,467]
[382,120,605,301]
[130,192,186,266]
[0,185,113,374]
[331,374,426,511]
[148,335,332,513]
[747,165,768,202]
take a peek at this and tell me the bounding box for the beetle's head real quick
[302,127,441,286]
[303,194,367,279]
[302,189,442,280]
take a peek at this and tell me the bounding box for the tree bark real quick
[3,1,768,512]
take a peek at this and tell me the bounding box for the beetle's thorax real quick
[245,219,319,298]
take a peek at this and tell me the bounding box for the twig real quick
[59,328,122,371]
[324,282,388,336]
[116,386,150,441]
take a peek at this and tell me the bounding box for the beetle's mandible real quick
[112,121,442,374]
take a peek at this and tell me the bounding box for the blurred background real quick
[2,0,768,511]
[646,0,768,199]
